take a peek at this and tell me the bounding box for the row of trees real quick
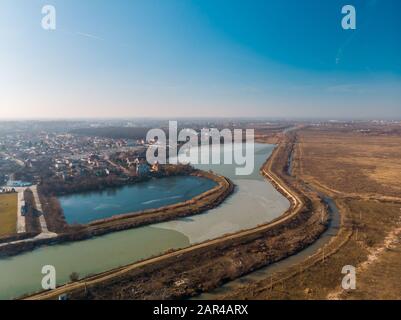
[40,163,195,196]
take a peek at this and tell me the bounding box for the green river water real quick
[0,143,289,299]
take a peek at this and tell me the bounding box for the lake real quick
[59,176,217,224]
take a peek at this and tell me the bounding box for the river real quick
[0,143,289,299]
[193,196,340,299]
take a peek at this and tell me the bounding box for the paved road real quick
[0,231,57,249]
[16,187,27,233]
[106,159,131,175]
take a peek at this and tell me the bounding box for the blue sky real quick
[1,0,400,119]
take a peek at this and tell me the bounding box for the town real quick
[0,123,157,190]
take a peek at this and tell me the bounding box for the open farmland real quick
[221,125,401,300]
[295,128,401,199]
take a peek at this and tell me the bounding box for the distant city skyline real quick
[1,0,400,120]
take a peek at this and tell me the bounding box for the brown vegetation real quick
[64,201,325,300]
[296,128,401,198]
[220,125,401,300]
[39,193,69,233]
[23,189,41,234]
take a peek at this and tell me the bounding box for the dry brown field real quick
[296,128,401,198]
[224,125,401,300]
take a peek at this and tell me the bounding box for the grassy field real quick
[278,129,401,299]
[222,126,401,300]
[0,193,18,237]
[226,199,401,300]
[295,129,401,198]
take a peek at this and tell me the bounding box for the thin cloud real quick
[75,32,104,41]
[335,31,357,65]
[326,84,369,94]
[336,0,378,65]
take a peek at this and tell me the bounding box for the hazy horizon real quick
[1,116,400,122]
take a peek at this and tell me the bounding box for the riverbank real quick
[219,126,401,300]
[0,170,234,258]
[24,136,330,300]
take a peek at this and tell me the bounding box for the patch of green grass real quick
[0,193,18,236]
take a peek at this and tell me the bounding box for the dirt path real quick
[327,215,401,300]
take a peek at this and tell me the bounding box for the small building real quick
[6,180,32,188]
[0,187,16,193]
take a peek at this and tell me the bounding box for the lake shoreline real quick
[0,170,234,258]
